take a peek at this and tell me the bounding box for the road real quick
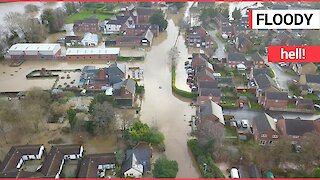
[208,29,226,60]
[267,62,297,91]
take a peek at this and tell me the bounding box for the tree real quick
[298,132,320,172]
[232,7,241,21]
[153,158,178,178]
[218,3,229,18]
[128,121,164,144]
[149,10,168,31]
[24,4,39,13]
[41,9,65,33]
[4,12,47,43]
[67,108,77,130]
[85,121,97,135]
[64,2,78,15]
[197,120,224,148]
[91,101,115,134]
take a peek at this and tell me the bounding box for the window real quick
[269,140,273,144]
[272,135,279,139]
[259,140,266,145]
[261,134,267,138]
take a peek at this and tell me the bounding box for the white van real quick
[230,168,240,178]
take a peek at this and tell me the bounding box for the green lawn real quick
[225,126,238,137]
[66,10,114,23]
[249,100,264,111]
[238,91,255,98]
[303,94,319,100]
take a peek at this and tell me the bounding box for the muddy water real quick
[0,2,63,29]
[139,18,200,177]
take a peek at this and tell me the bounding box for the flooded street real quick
[140,19,200,178]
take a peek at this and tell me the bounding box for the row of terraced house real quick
[0,143,153,178]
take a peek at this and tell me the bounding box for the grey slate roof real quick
[198,80,218,89]
[78,153,116,178]
[113,79,136,95]
[254,113,277,132]
[199,88,221,97]
[283,117,315,136]
[265,91,288,100]
[251,52,263,62]
[0,145,43,173]
[254,74,278,91]
[306,74,320,84]
[196,69,215,81]
[122,146,152,173]
[228,52,247,62]
[199,100,225,125]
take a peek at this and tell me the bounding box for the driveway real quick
[208,29,226,60]
[267,62,297,91]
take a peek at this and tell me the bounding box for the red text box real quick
[268,46,320,62]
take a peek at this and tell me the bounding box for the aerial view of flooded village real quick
[0,1,320,178]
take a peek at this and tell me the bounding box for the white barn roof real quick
[66,48,120,55]
[8,43,61,56]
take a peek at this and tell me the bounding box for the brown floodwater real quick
[0,2,201,177]
[139,18,200,177]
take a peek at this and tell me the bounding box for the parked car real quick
[241,120,249,128]
[230,168,240,178]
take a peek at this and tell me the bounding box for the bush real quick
[153,158,179,178]
[188,139,225,178]
[128,121,164,144]
[171,66,198,99]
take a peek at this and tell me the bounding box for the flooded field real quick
[0,60,143,92]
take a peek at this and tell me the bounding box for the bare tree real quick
[197,120,224,148]
[4,12,47,43]
[91,102,115,134]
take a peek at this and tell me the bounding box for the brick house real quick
[251,52,265,68]
[73,18,99,32]
[261,91,288,110]
[252,113,279,145]
[276,117,317,144]
[235,34,252,53]
[136,7,156,23]
[291,62,318,75]
[195,69,215,82]
[197,100,225,126]
[295,98,314,109]
[299,74,320,91]
[198,80,218,89]
[191,53,209,69]
[254,73,279,100]
[198,88,221,105]
[188,26,214,48]
[112,78,136,107]
[226,52,247,68]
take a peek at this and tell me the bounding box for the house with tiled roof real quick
[254,73,279,100]
[122,143,152,178]
[197,100,225,126]
[291,62,317,75]
[78,153,116,178]
[277,117,317,144]
[73,17,99,32]
[226,52,247,69]
[260,91,288,110]
[299,74,320,91]
[0,145,45,175]
[40,145,83,178]
[251,52,265,68]
[197,88,221,105]
[252,113,279,145]
[113,78,136,107]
